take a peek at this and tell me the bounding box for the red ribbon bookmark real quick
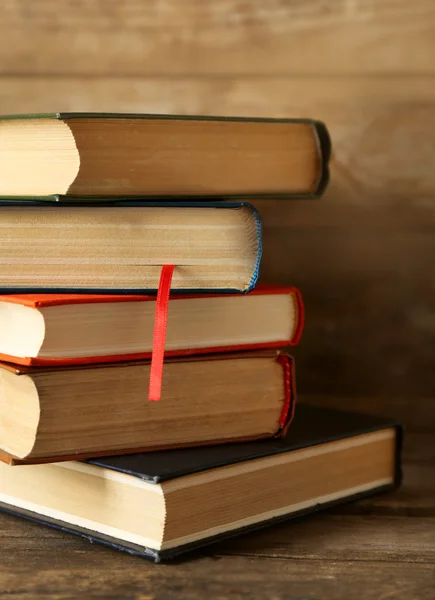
[148,264,175,402]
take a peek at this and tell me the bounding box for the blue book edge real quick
[0,201,262,295]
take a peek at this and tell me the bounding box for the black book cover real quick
[0,404,402,562]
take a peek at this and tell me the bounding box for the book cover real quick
[0,405,402,562]
[0,351,296,465]
[0,113,331,201]
[0,284,303,366]
[0,201,262,294]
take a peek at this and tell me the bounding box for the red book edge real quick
[0,284,299,307]
[0,352,296,466]
[0,285,304,366]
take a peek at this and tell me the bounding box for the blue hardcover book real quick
[0,201,261,293]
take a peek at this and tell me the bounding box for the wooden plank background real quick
[2,0,435,397]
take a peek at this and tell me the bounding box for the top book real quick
[0,113,330,200]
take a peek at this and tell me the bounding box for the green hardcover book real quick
[0,113,330,201]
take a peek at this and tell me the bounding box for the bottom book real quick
[0,404,402,562]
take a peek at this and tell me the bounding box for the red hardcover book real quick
[0,284,303,366]
[0,351,295,465]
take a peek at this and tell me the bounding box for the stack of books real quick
[0,113,401,562]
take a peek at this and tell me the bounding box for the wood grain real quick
[1,2,434,598]
[0,74,434,395]
[303,397,435,435]
[1,410,433,598]
[1,75,435,206]
[213,515,435,561]
[257,198,435,397]
[3,510,434,562]
[1,0,435,76]
[260,216,435,396]
[1,544,434,600]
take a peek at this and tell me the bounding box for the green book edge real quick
[0,113,330,200]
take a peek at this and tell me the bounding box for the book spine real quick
[313,121,331,197]
[274,354,296,437]
[246,203,262,293]
[292,289,305,345]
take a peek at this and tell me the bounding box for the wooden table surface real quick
[1,397,434,600]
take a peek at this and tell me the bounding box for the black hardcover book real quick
[0,405,402,562]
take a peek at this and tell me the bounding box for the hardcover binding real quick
[0,417,402,562]
[0,483,397,563]
[0,285,303,367]
[0,283,300,308]
[87,404,402,484]
[0,201,262,294]
[0,352,296,466]
[0,114,330,200]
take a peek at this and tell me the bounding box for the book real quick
[0,201,261,293]
[0,351,295,465]
[0,285,303,366]
[0,405,402,562]
[0,113,330,200]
